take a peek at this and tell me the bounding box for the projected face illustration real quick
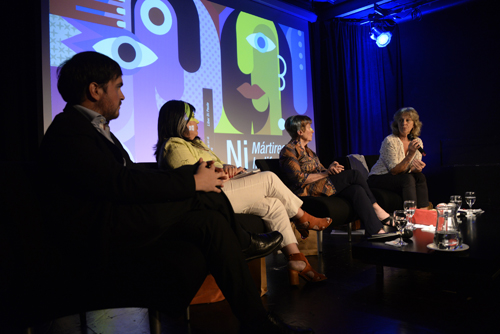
[49,0,313,163]
[49,0,222,161]
[218,12,283,135]
[130,0,223,161]
[131,0,185,160]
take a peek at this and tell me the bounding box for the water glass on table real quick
[465,191,476,215]
[393,210,408,247]
[404,200,416,230]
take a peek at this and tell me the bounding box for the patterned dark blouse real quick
[279,140,336,197]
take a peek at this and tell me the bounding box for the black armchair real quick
[256,155,403,241]
[255,159,357,244]
[341,155,404,215]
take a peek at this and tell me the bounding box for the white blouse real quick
[368,134,423,176]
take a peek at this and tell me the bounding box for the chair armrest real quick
[255,159,288,183]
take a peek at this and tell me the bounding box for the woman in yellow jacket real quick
[154,100,331,285]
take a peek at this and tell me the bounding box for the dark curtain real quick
[314,19,404,164]
[2,1,43,162]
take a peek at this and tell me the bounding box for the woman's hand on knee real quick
[223,164,245,178]
[410,159,426,173]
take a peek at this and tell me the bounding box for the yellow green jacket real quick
[159,137,225,170]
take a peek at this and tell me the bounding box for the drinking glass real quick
[393,210,408,247]
[464,191,476,215]
[450,195,462,212]
[404,200,416,230]
[450,195,462,222]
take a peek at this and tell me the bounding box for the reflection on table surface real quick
[353,208,500,279]
[361,210,498,259]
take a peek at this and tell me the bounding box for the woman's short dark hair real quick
[154,100,196,161]
[285,115,312,140]
[57,51,122,105]
[391,107,422,137]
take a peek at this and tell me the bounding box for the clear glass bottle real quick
[434,203,462,250]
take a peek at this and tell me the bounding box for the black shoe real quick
[241,312,314,333]
[380,216,394,227]
[242,231,283,262]
[382,224,397,233]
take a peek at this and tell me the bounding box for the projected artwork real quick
[48,0,315,165]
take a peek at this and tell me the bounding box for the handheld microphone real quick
[407,134,426,156]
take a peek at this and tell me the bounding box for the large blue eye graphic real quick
[140,0,172,35]
[93,36,158,70]
[246,32,276,53]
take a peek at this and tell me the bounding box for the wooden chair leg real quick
[316,230,323,252]
[348,221,352,242]
[148,308,161,334]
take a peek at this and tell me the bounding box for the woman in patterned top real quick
[280,115,391,237]
[155,100,332,285]
[367,107,429,209]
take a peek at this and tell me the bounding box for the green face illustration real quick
[237,13,281,135]
[218,12,283,135]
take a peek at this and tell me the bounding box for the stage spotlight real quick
[370,26,392,47]
[369,19,396,48]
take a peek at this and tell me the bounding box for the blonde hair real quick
[391,107,422,137]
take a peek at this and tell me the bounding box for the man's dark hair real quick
[57,51,123,105]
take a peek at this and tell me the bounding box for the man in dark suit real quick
[38,51,311,333]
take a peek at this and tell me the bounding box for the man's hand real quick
[194,159,225,192]
[207,161,230,182]
[215,166,230,182]
[327,161,344,175]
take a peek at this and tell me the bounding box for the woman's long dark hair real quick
[154,100,196,162]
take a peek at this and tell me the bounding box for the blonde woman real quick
[367,107,429,209]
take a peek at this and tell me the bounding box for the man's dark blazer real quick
[39,105,198,245]
[38,103,247,253]
[34,104,265,321]
[36,105,229,315]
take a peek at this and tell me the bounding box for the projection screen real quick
[44,0,316,166]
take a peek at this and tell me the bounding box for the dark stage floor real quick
[27,222,499,334]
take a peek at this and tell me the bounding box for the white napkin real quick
[385,240,408,246]
[413,223,432,229]
[420,225,435,233]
